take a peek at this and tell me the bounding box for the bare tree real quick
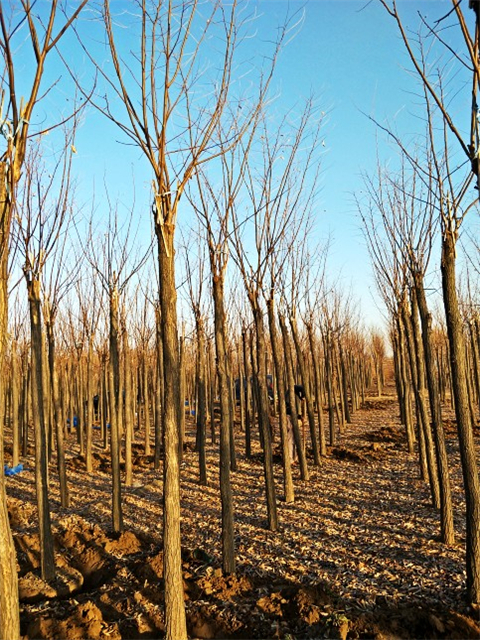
[379,0,480,602]
[0,4,87,634]
[13,130,78,581]
[83,196,151,534]
[76,4,295,633]
[182,230,209,486]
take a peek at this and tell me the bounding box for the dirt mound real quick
[363,425,405,444]
[26,601,122,640]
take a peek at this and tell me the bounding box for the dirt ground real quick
[5,390,480,639]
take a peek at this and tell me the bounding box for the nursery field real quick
[4,389,480,640]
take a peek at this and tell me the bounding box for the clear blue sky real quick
[19,1,465,329]
[246,0,458,326]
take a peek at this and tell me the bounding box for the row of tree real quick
[357,0,480,609]
[2,3,480,639]
[0,3,369,638]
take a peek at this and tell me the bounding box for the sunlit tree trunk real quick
[267,296,294,503]
[279,314,309,481]
[45,320,69,507]
[413,270,454,544]
[154,304,164,471]
[124,329,134,487]
[109,285,123,534]
[196,317,207,485]
[251,300,278,532]
[289,313,320,466]
[212,273,236,573]
[26,277,56,581]
[0,171,20,637]
[11,343,20,467]
[156,228,187,639]
[441,229,480,603]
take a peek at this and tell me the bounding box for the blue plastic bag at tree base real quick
[4,463,23,476]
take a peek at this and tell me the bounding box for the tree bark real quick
[279,314,309,481]
[27,277,56,581]
[441,230,480,604]
[0,171,20,636]
[156,226,187,640]
[402,297,440,501]
[413,270,455,544]
[289,314,321,466]
[251,298,278,531]
[267,297,294,503]
[212,273,236,574]
[46,322,70,507]
[108,286,123,534]
[195,317,208,486]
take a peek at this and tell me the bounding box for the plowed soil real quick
[4,390,480,639]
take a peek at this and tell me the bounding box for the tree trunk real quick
[323,331,336,446]
[144,354,152,457]
[441,230,480,604]
[27,277,56,581]
[307,324,327,457]
[211,273,236,574]
[46,322,70,507]
[402,298,440,503]
[109,286,123,534]
[279,314,309,481]
[85,339,94,474]
[267,297,294,503]
[0,171,20,636]
[339,345,352,424]
[11,343,20,467]
[196,317,208,486]
[413,271,455,545]
[251,298,278,532]
[154,304,164,470]
[156,226,187,640]
[242,330,252,458]
[124,332,134,487]
[178,337,185,461]
[289,314,320,466]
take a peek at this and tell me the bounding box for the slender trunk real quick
[207,340,216,445]
[156,226,187,639]
[144,354,152,457]
[414,271,454,544]
[324,331,336,446]
[109,286,123,534]
[46,322,70,507]
[289,314,320,466]
[212,273,235,573]
[306,324,326,457]
[339,345,352,424]
[394,316,416,453]
[85,339,94,474]
[154,304,164,470]
[252,301,278,532]
[196,317,207,486]
[11,344,20,467]
[402,299,439,499]
[124,333,133,487]
[26,277,55,581]
[267,296,294,503]
[242,330,252,458]
[441,231,480,604]
[226,349,237,472]
[0,174,20,637]
[178,337,185,461]
[279,314,309,481]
